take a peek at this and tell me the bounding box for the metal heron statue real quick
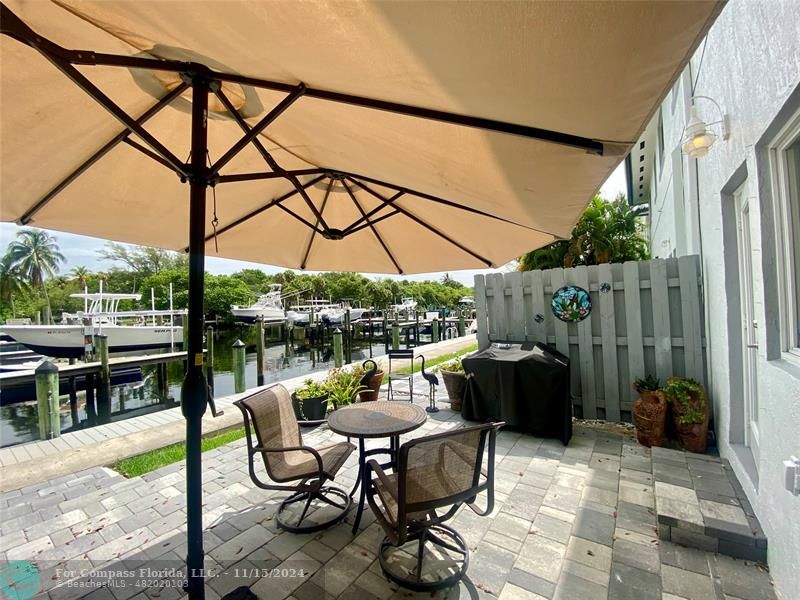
[417,355,440,413]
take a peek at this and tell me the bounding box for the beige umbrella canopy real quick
[1,0,721,273]
[0,1,722,597]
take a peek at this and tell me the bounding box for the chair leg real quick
[276,486,351,534]
[415,529,427,582]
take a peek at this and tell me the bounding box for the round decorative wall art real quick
[551,285,592,323]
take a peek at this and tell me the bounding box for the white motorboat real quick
[231,284,286,323]
[0,293,183,359]
[389,297,418,318]
[286,299,340,326]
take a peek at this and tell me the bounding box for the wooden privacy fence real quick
[474,256,706,422]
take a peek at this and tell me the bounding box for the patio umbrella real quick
[0,1,722,596]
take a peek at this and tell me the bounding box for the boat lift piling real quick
[255,319,265,386]
[232,339,246,394]
[333,328,343,368]
[35,360,60,440]
[343,309,352,364]
[94,334,111,422]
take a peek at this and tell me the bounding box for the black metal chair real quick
[234,384,354,533]
[386,349,414,401]
[365,421,504,591]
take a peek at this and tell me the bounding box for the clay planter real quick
[291,392,329,422]
[358,371,384,402]
[632,390,667,447]
[441,369,466,411]
[669,384,709,453]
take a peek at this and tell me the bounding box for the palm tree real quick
[0,257,26,317]
[4,228,65,320]
[70,265,92,290]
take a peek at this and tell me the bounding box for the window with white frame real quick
[769,107,800,354]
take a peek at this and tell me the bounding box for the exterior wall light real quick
[681,95,729,159]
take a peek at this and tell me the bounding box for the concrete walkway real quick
[0,336,476,491]
[0,371,775,600]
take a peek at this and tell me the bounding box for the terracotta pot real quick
[441,369,466,410]
[358,371,384,402]
[669,383,709,453]
[632,390,667,447]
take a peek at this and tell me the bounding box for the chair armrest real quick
[253,445,324,476]
[366,459,398,500]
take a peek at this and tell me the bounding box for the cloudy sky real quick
[0,164,627,287]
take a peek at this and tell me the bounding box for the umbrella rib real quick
[342,192,404,235]
[46,57,187,176]
[348,209,401,235]
[346,176,494,268]
[123,138,184,173]
[300,178,334,269]
[341,179,403,274]
[210,84,306,176]
[339,171,560,237]
[17,83,189,225]
[276,204,325,233]
[213,88,331,232]
[215,169,322,184]
[195,174,326,248]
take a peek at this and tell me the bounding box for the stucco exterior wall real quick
[643,1,800,596]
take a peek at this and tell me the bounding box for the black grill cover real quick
[462,342,571,444]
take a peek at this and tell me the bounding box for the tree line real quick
[0,234,472,323]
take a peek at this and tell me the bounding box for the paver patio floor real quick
[0,375,774,600]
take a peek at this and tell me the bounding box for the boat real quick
[286,299,340,326]
[389,297,418,318]
[318,300,370,325]
[0,293,184,359]
[231,284,286,323]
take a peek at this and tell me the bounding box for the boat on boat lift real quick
[230,284,286,323]
[0,291,184,359]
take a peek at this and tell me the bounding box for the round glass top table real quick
[328,401,427,534]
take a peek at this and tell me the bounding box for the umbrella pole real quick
[183,72,211,599]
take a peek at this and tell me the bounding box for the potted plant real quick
[439,358,467,411]
[631,375,667,447]
[325,368,367,409]
[291,378,330,422]
[664,376,709,453]
[352,359,384,402]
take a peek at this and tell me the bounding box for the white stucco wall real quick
[645,1,800,596]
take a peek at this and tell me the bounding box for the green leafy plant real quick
[634,375,661,392]
[294,378,328,400]
[438,358,465,373]
[324,368,366,408]
[664,377,705,424]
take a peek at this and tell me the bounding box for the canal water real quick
[0,326,389,448]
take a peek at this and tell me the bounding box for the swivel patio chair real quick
[386,349,414,401]
[365,421,504,591]
[234,384,354,533]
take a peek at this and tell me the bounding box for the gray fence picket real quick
[474,275,489,349]
[549,268,570,357]
[509,272,525,341]
[529,269,547,342]
[574,266,597,418]
[679,255,704,382]
[598,263,620,421]
[622,261,644,406]
[491,273,507,342]
[651,260,672,384]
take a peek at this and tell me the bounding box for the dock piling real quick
[94,334,111,422]
[35,360,60,439]
[333,328,344,368]
[256,319,265,387]
[459,311,466,337]
[232,339,246,394]
[432,317,440,343]
[392,320,400,351]
[205,326,215,397]
[344,309,352,364]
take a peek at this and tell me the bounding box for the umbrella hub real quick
[322,228,345,241]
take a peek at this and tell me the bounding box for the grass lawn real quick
[386,342,477,379]
[112,427,246,478]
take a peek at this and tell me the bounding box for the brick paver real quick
[0,374,775,600]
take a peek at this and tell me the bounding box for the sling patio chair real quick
[386,349,415,401]
[365,421,504,591]
[234,384,355,533]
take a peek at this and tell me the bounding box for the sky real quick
[0,163,628,287]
